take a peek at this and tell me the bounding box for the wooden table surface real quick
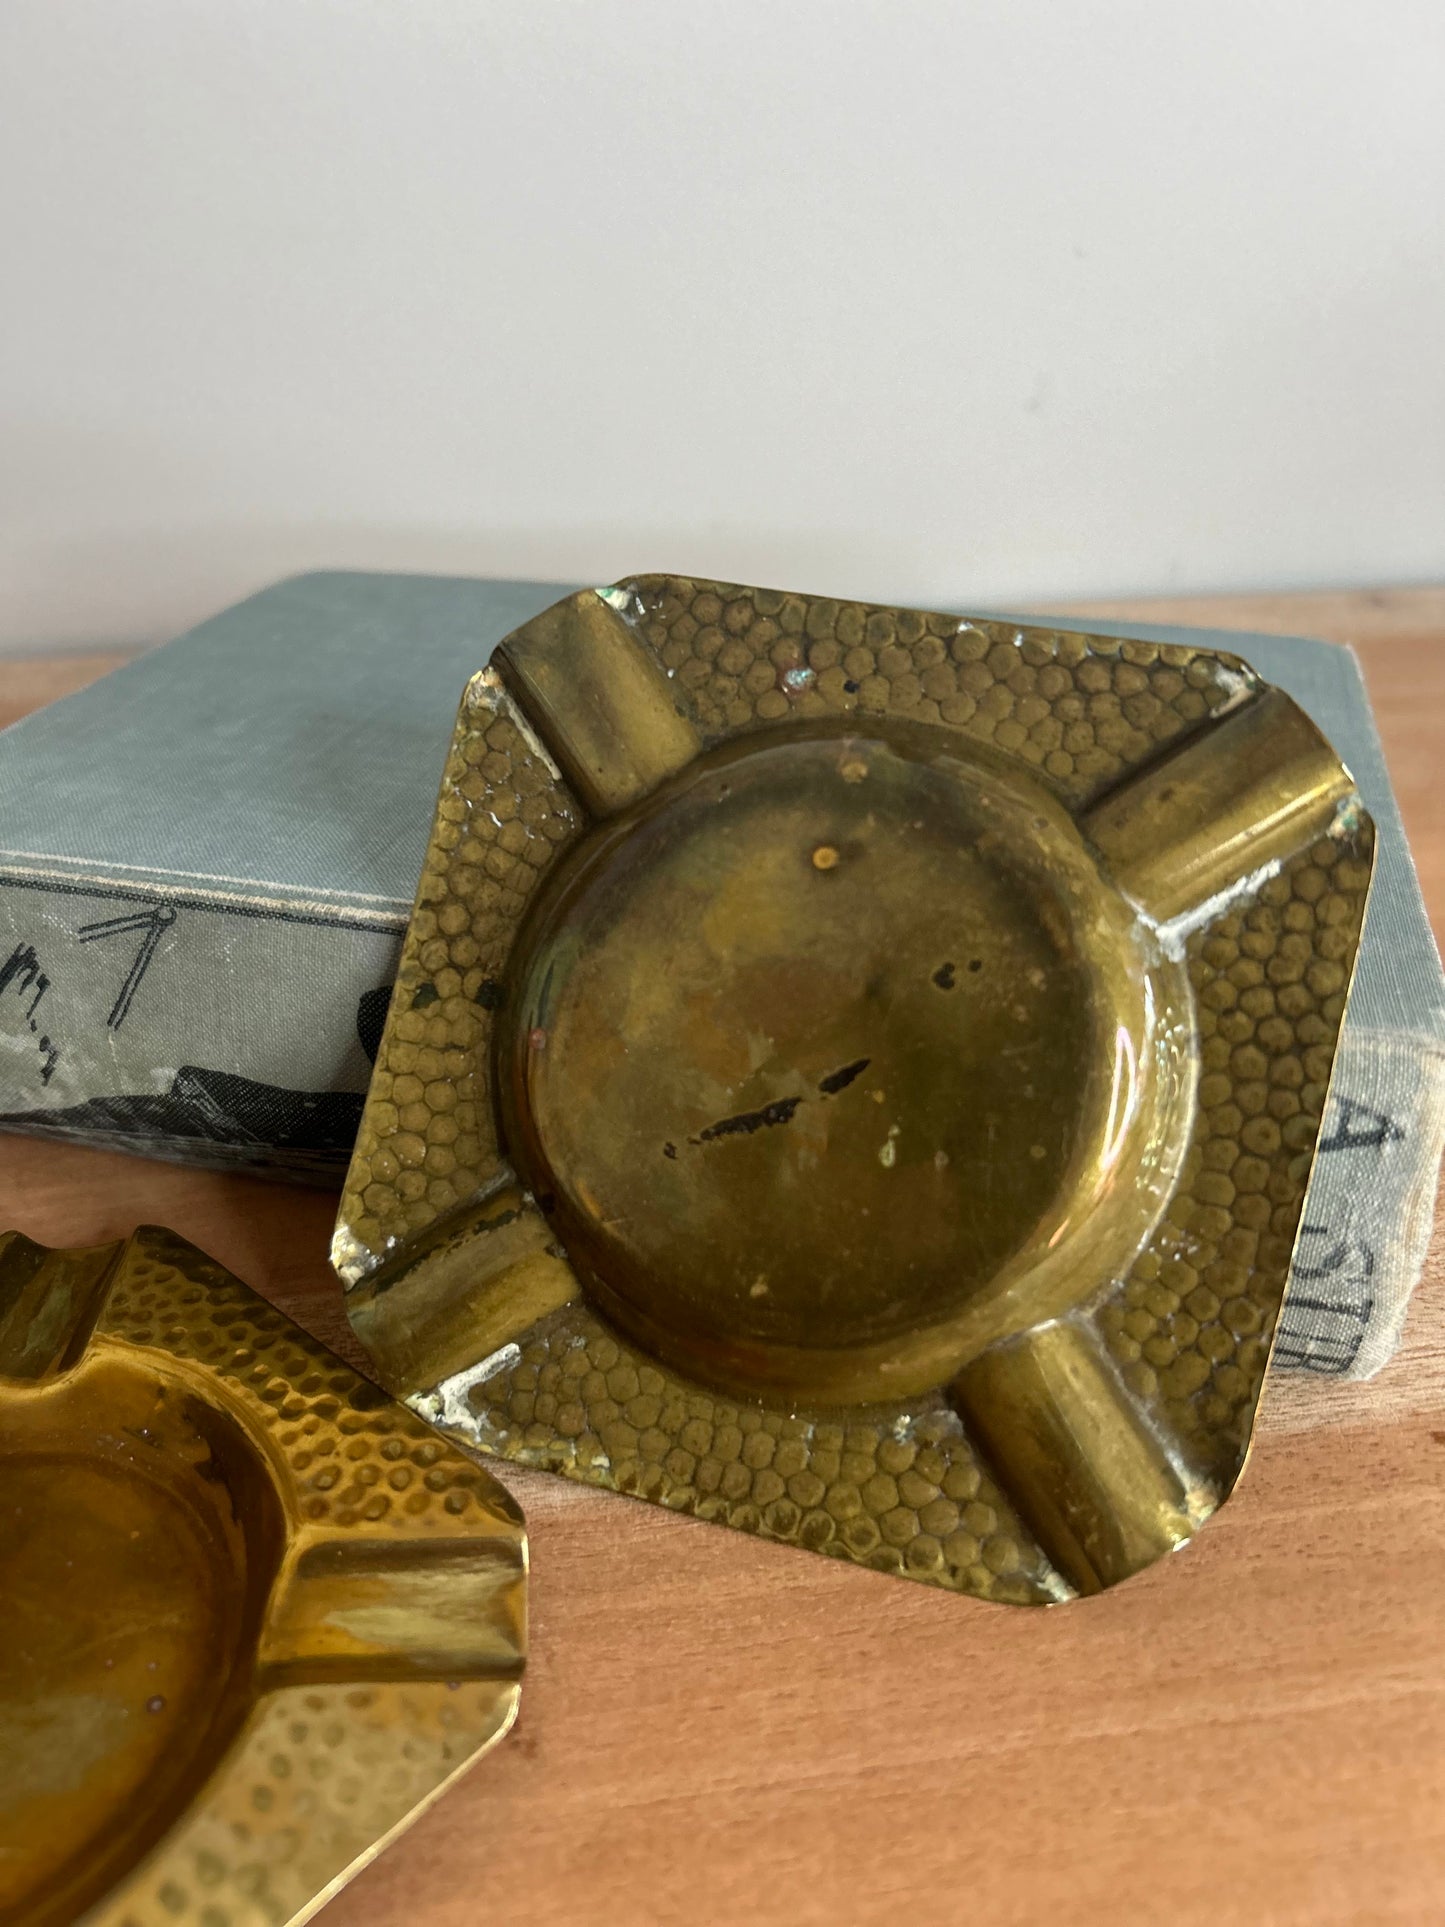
[3,589,1443,1926]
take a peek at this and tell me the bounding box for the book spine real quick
[0,871,401,1183]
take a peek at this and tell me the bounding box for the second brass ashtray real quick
[0,1225,526,1926]
[334,577,1373,1603]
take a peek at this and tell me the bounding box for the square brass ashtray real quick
[0,1226,525,1926]
[333,576,1373,1604]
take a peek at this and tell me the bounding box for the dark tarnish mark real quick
[663,1142,678,1160]
[411,983,439,1009]
[968,958,983,973]
[932,962,957,991]
[694,1097,803,1145]
[474,977,504,1010]
[818,1057,871,1096]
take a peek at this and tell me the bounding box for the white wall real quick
[1,1,1441,654]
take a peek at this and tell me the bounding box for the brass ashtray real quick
[334,576,1373,1603]
[0,1225,525,1927]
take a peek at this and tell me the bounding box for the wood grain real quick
[0,650,132,732]
[2,591,1441,1926]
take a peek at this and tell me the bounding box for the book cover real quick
[0,571,568,1177]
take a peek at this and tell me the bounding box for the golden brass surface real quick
[334,576,1373,1603]
[0,1225,526,1927]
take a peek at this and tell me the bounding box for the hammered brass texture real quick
[0,1225,526,1927]
[334,575,1373,1603]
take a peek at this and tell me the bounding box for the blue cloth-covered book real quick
[0,573,567,1177]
